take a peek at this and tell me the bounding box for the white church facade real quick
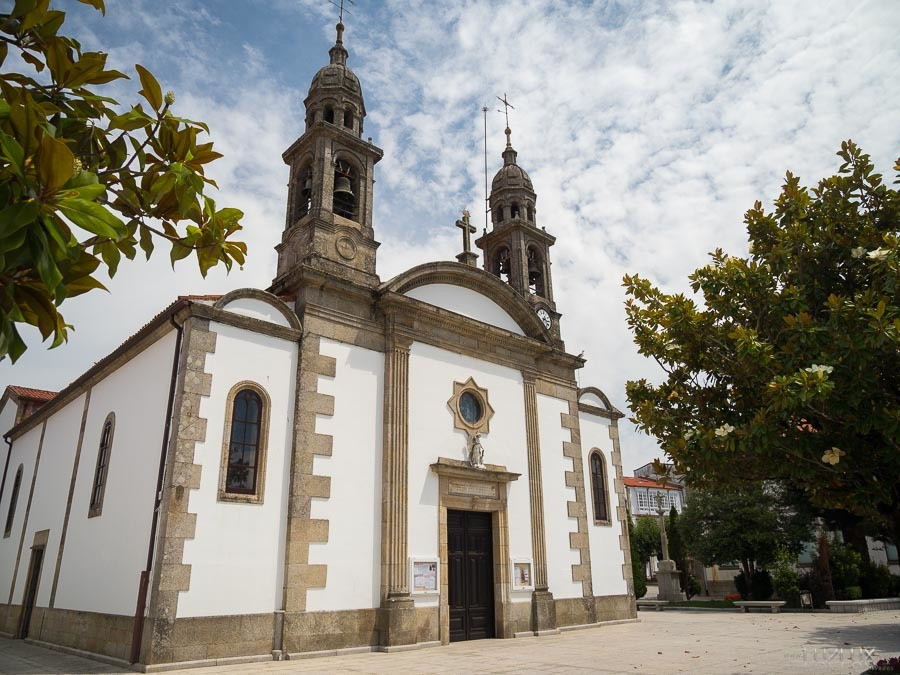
[0,22,636,668]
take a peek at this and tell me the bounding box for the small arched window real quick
[324,106,335,124]
[343,108,354,129]
[589,450,610,524]
[4,464,23,537]
[219,382,271,504]
[89,413,115,517]
[526,205,534,222]
[510,203,520,219]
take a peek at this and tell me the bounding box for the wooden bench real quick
[734,601,786,614]
[636,599,668,611]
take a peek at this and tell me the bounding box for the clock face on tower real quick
[536,308,551,329]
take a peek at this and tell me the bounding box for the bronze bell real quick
[303,177,312,192]
[334,176,353,196]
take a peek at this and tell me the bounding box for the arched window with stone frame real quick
[218,382,271,504]
[3,464,23,537]
[589,449,610,524]
[88,413,116,518]
[343,107,354,130]
[324,105,335,124]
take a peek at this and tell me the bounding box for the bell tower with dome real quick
[475,127,562,342]
[272,21,384,292]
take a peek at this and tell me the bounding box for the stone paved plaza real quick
[1,610,898,674]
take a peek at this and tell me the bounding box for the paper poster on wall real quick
[511,558,534,591]
[410,558,439,594]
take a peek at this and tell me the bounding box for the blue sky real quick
[3,0,899,472]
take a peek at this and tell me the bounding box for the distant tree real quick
[666,504,687,586]
[631,516,661,580]
[679,484,812,582]
[627,516,647,599]
[624,142,899,545]
[0,0,246,362]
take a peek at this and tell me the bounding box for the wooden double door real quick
[448,509,495,642]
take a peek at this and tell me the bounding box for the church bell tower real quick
[475,127,561,340]
[272,22,384,292]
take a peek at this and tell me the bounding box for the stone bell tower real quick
[272,22,384,292]
[475,126,561,340]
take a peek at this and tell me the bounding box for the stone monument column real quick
[654,495,685,602]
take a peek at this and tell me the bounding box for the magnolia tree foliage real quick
[0,0,246,362]
[624,142,899,544]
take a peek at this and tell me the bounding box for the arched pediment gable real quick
[214,288,301,330]
[379,262,551,342]
[578,386,625,419]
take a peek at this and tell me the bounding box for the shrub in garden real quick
[750,569,774,600]
[859,561,893,599]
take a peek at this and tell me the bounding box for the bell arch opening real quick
[492,246,511,284]
[527,246,545,296]
[333,159,358,221]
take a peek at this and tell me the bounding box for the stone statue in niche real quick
[469,432,485,469]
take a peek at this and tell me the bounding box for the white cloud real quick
[3,0,899,474]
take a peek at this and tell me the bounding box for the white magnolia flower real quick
[714,423,734,437]
[851,247,866,259]
[805,364,834,376]
[821,447,845,465]
[683,429,695,441]
[867,248,890,260]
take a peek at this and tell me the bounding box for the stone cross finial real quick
[456,209,475,253]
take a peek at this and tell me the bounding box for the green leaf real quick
[0,131,25,176]
[135,64,163,111]
[0,200,39,237]
[77,0,106,14]
[56,197,125,239]
[36,132,75,192]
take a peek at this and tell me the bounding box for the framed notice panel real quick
[410,557,439,595]
[511,558,534,591]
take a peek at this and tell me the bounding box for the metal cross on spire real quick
[328,0,355,23]
[496,93,515,147]
[496,93,514,129]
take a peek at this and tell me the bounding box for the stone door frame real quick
[430,459,520,645]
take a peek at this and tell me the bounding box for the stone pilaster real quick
[608,420,636,597]
[143,317,215,665]
[560,399,594,602]
[283,334,334,616]
[522,373,556,632]
[378,331,415,647]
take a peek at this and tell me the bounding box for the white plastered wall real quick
[54,332,177,615]
[8,394,86,608]
[537,393,582,600]
[404,284,525,336]
[0,397,17,437]
[0,421,44,603]
[579,412,627,597]
[307,339,383,611]
[178,322,297,617]
[218,297,293,328]
[407,342,533,607]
